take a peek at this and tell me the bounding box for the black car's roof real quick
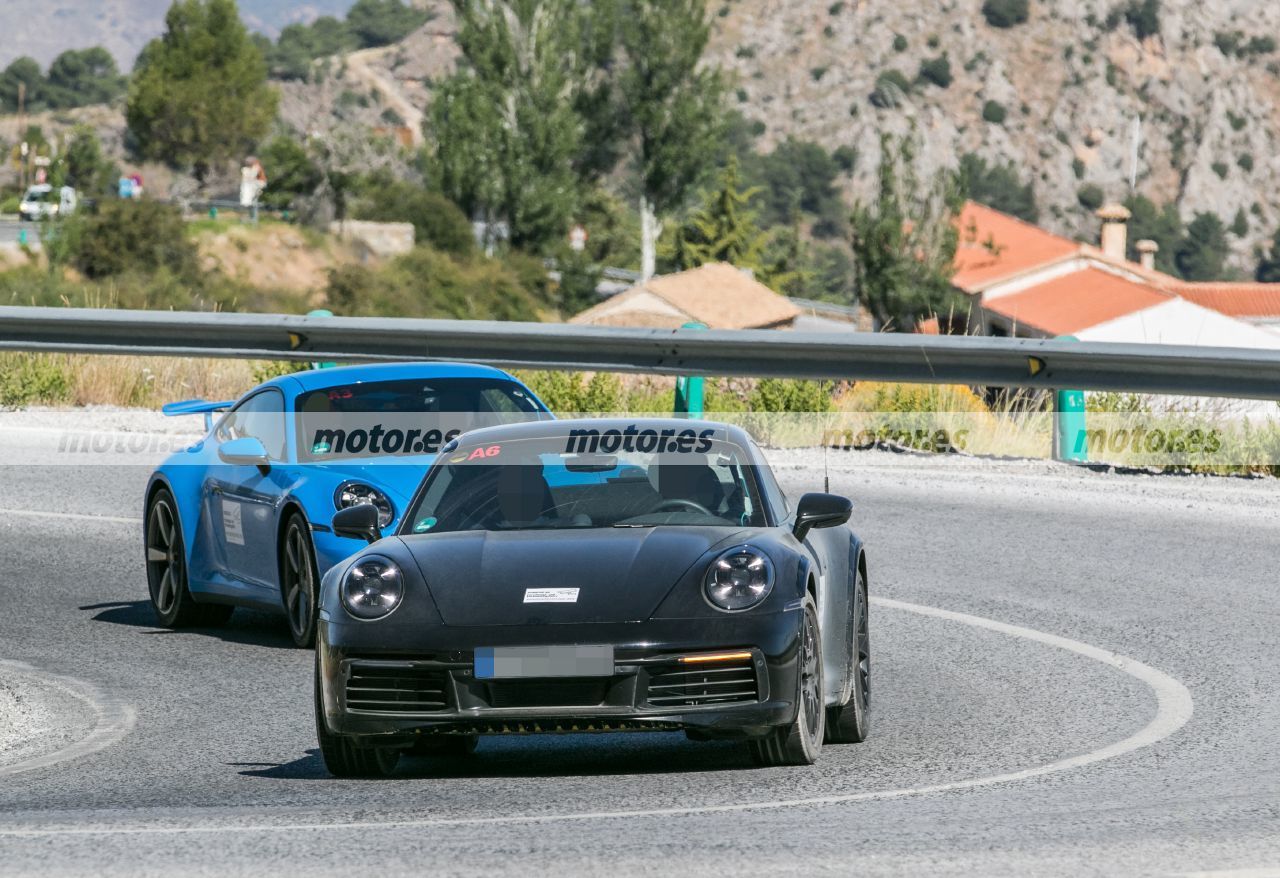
[452,417,759,453]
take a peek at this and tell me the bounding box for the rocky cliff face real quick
[705,0,1280,266]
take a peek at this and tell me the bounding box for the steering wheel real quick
[652,498,714,517]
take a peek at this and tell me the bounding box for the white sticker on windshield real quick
[523,588,579,604]
[221,497,245,546]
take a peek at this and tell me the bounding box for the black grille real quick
[645,658,759,707]
[345,663,449,713]
[486,678,609,709]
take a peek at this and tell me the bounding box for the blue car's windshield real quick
[296,378,546,461]
[404,433,768,533]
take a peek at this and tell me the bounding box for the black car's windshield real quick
[404,432,768,533]
[296,378,547,461]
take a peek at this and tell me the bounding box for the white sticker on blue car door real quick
[221,497,245,546]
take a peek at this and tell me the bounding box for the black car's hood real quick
[405,527,749,626]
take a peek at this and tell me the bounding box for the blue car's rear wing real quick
[162,399,235,432]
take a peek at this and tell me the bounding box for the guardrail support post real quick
[674,322,707,418]
[307,309,337,369]
[1052,335,1088,463]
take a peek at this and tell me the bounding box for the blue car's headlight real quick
[340,555,405,620]
[703,546,774,612]
[334,481,394,529]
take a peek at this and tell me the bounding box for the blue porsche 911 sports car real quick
[143,362,550,646]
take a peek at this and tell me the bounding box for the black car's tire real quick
[409,735,479,757]
[826,571,870,744]
[280,513,320,648]
[145,488,233,629]
[750,595,824,767]
[314,662,400,778]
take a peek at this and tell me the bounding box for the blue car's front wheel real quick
[145,488,232,629]
[281,513,320,648]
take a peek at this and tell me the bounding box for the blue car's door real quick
[203,388,292,590]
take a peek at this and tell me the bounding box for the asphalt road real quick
[0,219,40,245]
[1,451,1279,876]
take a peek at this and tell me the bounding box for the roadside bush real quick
[1077,184,1105,211]
[981,0,1029,28]
[748,379,834,413]
[0,353,72,407]
[55,199,199,280]
[351,179,475,258]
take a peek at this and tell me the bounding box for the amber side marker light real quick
[678,651,753,664]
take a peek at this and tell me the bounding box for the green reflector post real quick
[1053,335,1087,463]
[673,322,707,418]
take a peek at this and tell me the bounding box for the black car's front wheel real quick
[315,661,400,778]
[280,513,320,648]
[145,488,233,629]
[750,595,824,767]
[826,570,870,744]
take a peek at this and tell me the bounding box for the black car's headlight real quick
[704,546,774,612]
[334,481,394,528]
[340,554,405,620]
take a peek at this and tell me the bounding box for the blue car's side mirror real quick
[218,436,271,472]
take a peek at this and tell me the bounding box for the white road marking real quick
[0,661,137,780]
[0,596,1194,838]
[0,508,140,525]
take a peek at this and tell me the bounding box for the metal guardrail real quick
[0,306,1278,399]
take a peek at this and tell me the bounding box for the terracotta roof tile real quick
[982,267,1170,335]
[952,202,1080,292]
[1169,283,1280,318]
[571,262,799,330]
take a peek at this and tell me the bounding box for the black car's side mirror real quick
[333,503,382,543]
[792,492,852,542]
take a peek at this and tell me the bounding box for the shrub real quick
[1227,111,1247,132]
[1211,162,1229,180]
[1231,208,1249,237]
[1072,157,1086,179]
[57,199,199,280]
[1238,153,1254,172]
[982,100,1007,124]
[870,69,911,108]
[748,379,834,413]
[1120,0,1160,40]
[832,145,857,172]
[892,34,908,52]
[981,0,1029,29]
[810,66,828,81]
[351,179,475,258]
[959,153,1038,222]
[1077,184,1105,211]
[0,353,72,407]
[918,55,953,88]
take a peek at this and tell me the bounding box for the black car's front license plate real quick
[474,645,614,680]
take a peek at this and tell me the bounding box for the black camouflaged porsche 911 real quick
[313,417,870,777]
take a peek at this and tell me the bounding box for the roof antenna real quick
[823,438,830,494]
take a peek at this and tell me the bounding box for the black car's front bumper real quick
[316,611,803,743]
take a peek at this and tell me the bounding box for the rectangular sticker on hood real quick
[523,588,580,604]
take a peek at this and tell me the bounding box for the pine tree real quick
[849,133,963,330]
[1175,212,1229,281]
[126,0,277,185]
[668,157,768,274]
[1255,226,1280,283]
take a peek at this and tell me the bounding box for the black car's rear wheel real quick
[315,661,400,778]
[826,571,870,744]
[750,595,824,767]
[280,514,319,648]
[145,488,232,628]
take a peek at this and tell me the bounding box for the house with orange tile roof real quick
[952,201,1280,350]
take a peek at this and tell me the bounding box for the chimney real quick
[1096,203,1132,261]
[1135,239,1159,271]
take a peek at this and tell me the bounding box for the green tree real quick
[1231,208,1249,237]
[1123,194,1181,274]
[981,0,1029,28]
[428,0,600,251]
[918,55,952,88]
[614,0,726,279]
[45,47,126,107]
[748,138,845,237]
[258,135,323,209]
[1175,212,1229,281]
[346,0,431,48]
[958,153,1037,222]
[60,126,118,195]
[1122,0,1160,39]
[268,17,357,79]
[667,156,769,276]
[1255,226,1280,282]
[850,133,962,330]
[0,57,47,112]
[126,0,278,185]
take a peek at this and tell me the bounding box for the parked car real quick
[18,184,75,221]
[143,362,550,647]
[314,417,870,776]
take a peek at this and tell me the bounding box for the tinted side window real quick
[217,389,286,460]
[750,443,789,519]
